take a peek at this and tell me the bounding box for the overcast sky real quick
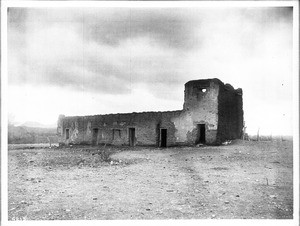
[7,7,293,135]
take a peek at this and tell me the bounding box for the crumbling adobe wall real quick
[173,79,220,145]
[58,78,243,146]
[58,116,85,145]
[217,83,243,143]
[58,110,183,146]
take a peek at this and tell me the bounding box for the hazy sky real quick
[7,7,293,135]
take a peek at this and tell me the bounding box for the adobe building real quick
[57,78,243,147]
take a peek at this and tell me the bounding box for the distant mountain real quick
[19,121,56,128]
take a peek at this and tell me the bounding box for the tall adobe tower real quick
[181,78,243,144]
[182,79,220,144]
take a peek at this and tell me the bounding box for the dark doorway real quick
[129,128,135,146]
[66,129,69,140]
[160,129,167,147]
[197,124,206,144]
[92,128,99,145]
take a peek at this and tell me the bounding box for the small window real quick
[112,129,121,140]
[201,88,207,93]
[66,129,70,139]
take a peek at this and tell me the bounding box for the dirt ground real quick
[8,139,293,220]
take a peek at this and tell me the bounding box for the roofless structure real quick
[58,79,243,146]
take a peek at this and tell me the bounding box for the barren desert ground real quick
[8,139,293,220]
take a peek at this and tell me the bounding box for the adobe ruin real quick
[57,78,243,146]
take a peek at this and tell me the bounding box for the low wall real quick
[58,111,183,146]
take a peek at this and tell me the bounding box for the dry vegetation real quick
[8,139,293,220]
[8,125,58,144]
